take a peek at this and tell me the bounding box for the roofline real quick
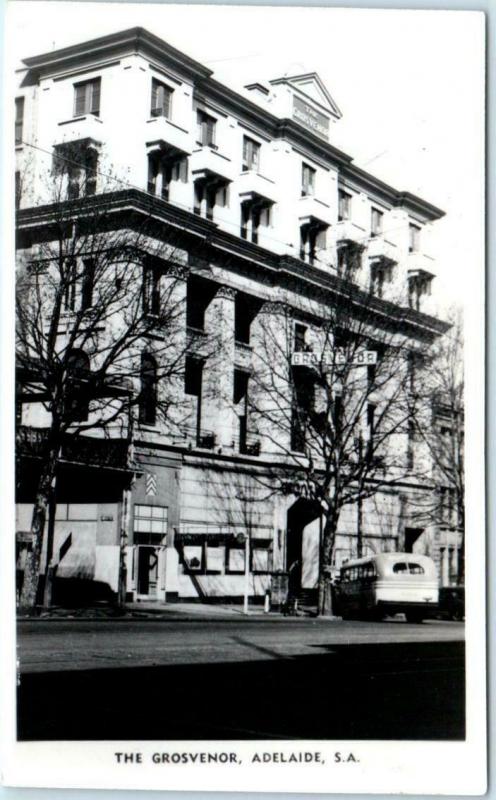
[269,72,343,119]
[22,26,213,82]
[21,27,444,220]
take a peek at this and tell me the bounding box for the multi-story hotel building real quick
[15,27,458,605]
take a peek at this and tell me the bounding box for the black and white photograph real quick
[1,2,486,794]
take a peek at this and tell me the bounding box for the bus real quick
[333,553,439,623]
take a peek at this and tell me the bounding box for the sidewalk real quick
[18,600,320,621]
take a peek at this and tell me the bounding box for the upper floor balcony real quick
[145,116,192,158]
[298,195,332,228]
[238,170,277,205]
[367,235,398,265]
[54,114,104,148]
[190,145,236,185]
[335,219,367,248]
[406,250,436,274]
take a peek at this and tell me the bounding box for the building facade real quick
[15,27,458,605]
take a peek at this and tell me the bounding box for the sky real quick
[7,2,485,310]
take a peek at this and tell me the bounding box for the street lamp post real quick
[237,532,250,614]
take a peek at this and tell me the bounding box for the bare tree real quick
[413,307,464,584]
[16,158,213,610]
[248,280,439,615]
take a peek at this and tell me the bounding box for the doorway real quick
[286,498,321,594]
[136,546,160,597]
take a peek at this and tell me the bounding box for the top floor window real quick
[15,97,24,145]
[242,136,260,172]
[301,163,316,197]
[74,77,101,118]
[371,207,383,237]
[409,223,421,253]
[151,78,172,119]
[338,190,352,221]
[197,110,216,147]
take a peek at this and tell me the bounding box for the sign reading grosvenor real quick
[292,96,329,139]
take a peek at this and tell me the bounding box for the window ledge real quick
[59,115,103,126]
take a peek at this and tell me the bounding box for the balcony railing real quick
[367,236,398,264]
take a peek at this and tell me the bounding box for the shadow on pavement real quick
[17,640,465,742]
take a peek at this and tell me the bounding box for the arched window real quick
[65,349,90,422]
[139,354,157,426]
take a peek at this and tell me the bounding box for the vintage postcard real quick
[0,2,486,794]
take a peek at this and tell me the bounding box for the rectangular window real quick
[234,369,249,453]
[151,78,172,119]
[338,190,352,221]
[63,259,78,312]
[80,259,95,310]
[15,171,21,209]
[15,97,24,145]
[409,223,421,253]
[251,544,272,573]
[183,544,203,572]
[143,265,161,315]
[242,136,261,172]
[226,545,246,574]
[294,323,308,352]
[73,78,101,117]
[134,504,168,545]
[371,207,383,237]
[206,544,224,573]
[197,110,216,147]
[301,163,316,197]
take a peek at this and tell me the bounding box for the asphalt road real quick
[17,617,465,741]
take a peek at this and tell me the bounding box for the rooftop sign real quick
[292,96,329,139]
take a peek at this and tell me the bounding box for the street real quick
[17,616,465,741]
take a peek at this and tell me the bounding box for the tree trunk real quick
[317,511,339,617]
[18,442,60,613]
[457,496,465,586]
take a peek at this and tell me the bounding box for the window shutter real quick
[90,80,100,115]
[74,85,86,117]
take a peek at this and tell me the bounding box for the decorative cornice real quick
[16,189,449,340]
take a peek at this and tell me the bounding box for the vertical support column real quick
[160,263,188,437]
[251,300,292,455]
[202,285,236,448]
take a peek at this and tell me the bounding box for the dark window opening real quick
[63,258,78,312]
[65,349,90,422]
[371,207,384,237]
[53,142,99,199]
[294,323,308,353]
[151,78,172,119]
[235,293,259,345]
[409,223,421,253]
[197,110,216,147]
[81,258,95,310]
[337,241,363,282]
[291,374,314,452]
[242,136,261,172]
[186,276,217,331]
[143,264,161,316]
[194,181,217,220]
[234,369,250,453]
[15,171,22,209]
[338,189,352,221]
[184,356,203,444]
[408,274,432,311]
[301,163,316,197]
[147,152,187,200]
[370,261,393,298]
[74,78,101,117]
[366,402,376,461]
[139,354,158,426]
[15,97,24,145]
